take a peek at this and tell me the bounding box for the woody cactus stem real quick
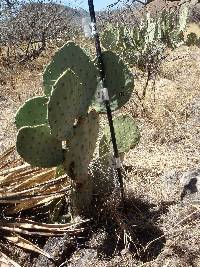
[88,0,125,204]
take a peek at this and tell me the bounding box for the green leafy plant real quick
[15,41,140,216]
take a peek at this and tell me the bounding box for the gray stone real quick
[180,169,200,200]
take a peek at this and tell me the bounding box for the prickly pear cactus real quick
[101,27,118,51]
[48,69,93,140]
[43,42,97,96]
[178,5,188,33]
[15,96,48,129]
[15,40,139,216]
[101,114,140,155]
[93,51,134,112]
[101,9,188,68]
[16,125,63,167]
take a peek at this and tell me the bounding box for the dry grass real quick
[126,46,200,171]
[117,45,200,266]
[186,23,200,38]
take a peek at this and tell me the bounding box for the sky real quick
[63,0,122,11]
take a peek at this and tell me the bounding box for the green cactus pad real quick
[15,96,48,129]
[48,69,93,140]
[64,110,99,178]
[178,6,188,33]
[93,51,134,113]
[101,28,118,51]
[103,115,140,153]
[16,125,63,167]
[43,41,97,96]
[145,14,156,44]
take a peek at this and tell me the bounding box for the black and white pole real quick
[87,0,125,205]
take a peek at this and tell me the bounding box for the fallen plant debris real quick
[0,146,89,264]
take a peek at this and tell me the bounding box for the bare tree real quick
[0,0,80,63]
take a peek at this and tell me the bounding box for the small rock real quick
[180,169,200,200]
[33,236,75,267]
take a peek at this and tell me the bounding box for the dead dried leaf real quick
[6,194,65,213]
[4,235,53,259]
[0,251,21,267]
[10,169,56,191]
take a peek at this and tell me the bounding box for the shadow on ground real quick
[94,196,175,263]
[2,193,176,267]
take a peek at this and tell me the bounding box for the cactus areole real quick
[15,4,141,216]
